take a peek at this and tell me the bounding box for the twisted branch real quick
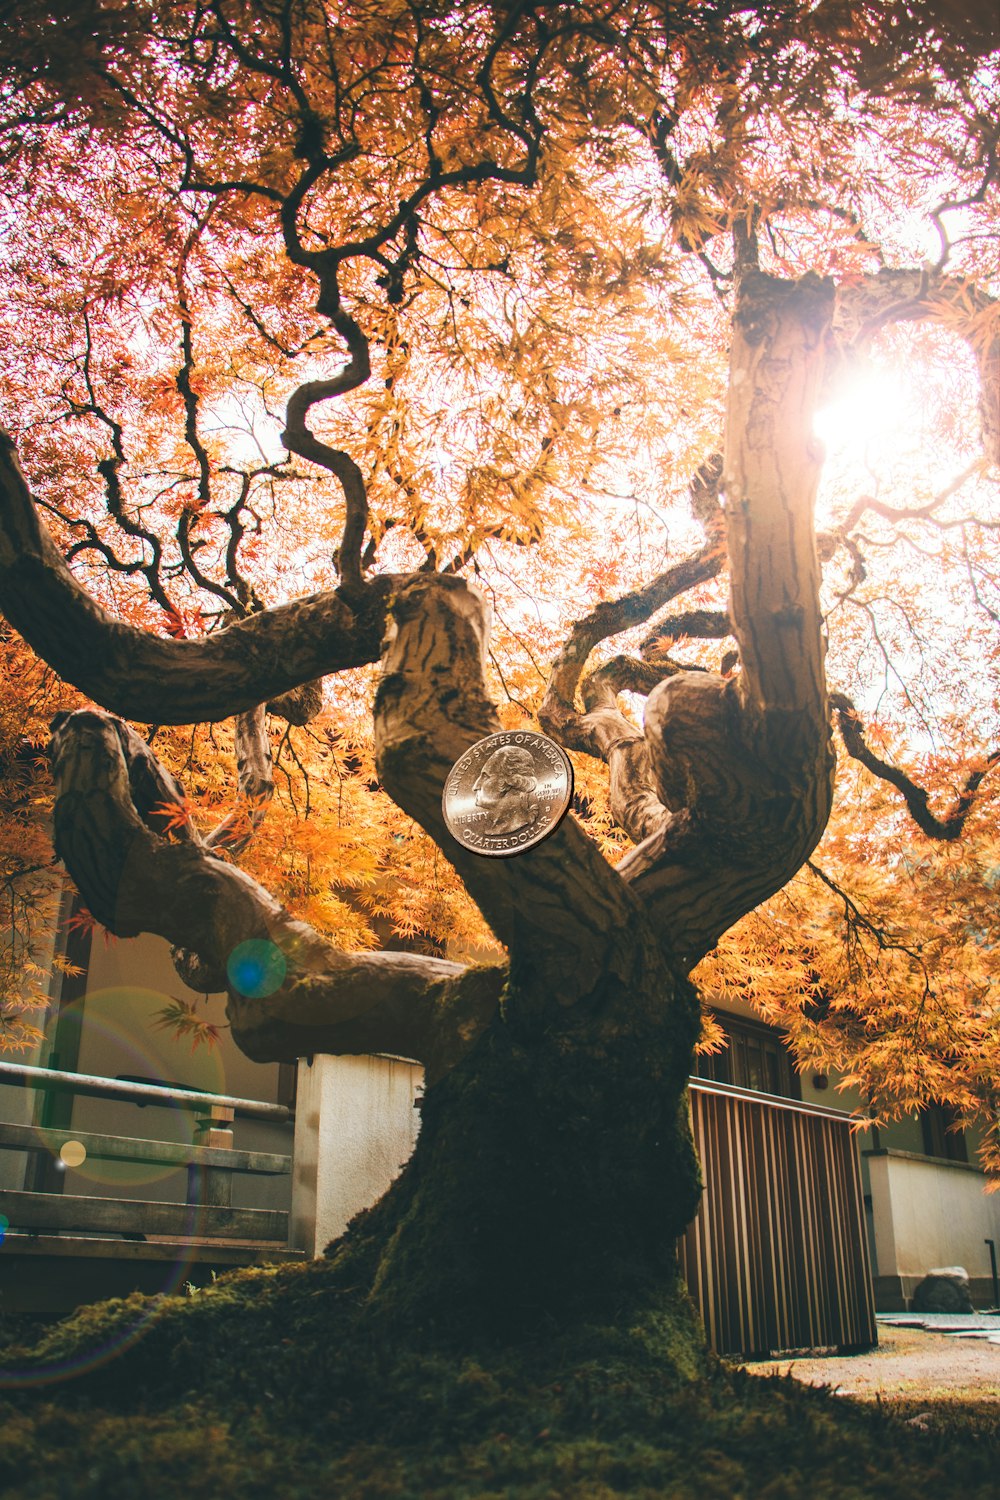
[281,288,372,595]
[49,709,501,1082]
[831,692,1000,840]
[0,428,393,723]
[540,455,725,756]
[63,305,181,621]
[374,574,655,1023]
[640,607,733,662]
[536,458,724,846]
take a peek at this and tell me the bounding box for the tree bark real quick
[0,430,392,723]
[376,575,665,1029]
[48,710,501,1083]
[613,272,837,965]
[339,984,704,1340]
[343,571,703,1333]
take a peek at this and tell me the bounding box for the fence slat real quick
[679,1084,875,1358]
[0,1189,287,1242]
[0,1122,289,1175]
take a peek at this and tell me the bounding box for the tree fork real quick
[374,572,683,1032]
[355,573,705,1335]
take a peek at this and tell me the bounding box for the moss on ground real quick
[1,1260,998,1499]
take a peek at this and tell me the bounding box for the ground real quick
[1,1264,999,1499]
[751,1320,1000,1405]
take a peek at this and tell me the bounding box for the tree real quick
[0,0,999,1355]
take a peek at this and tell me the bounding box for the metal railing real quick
[0,1061,292,1244]
[0,1060,292,1121]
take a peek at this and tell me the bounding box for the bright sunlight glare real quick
[813,369,911,465]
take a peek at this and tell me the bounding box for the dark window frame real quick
[694,1010,801,1101]
[919,1101,969,1163]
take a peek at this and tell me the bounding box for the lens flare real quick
[0,986,233,1390]
[35,989,226,1191]
[226,939,287,998]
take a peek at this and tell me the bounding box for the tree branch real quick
[539,455,725,755]
[173,213,242,611]
[374,574,656,1025]
[572,656,686,847]
[266,678,325,726]
[48,709,500,1082]
[831,692,1000,840]
[280,282,372,595]
[533,459,725,850]
[725,271,832,729]
[203,705,273,856]
[612,272,838,965]
[830,460,984,539]
[65,304,181,622]
[0,429,392,723]
[806,859,925,959]
[640,608,732,661]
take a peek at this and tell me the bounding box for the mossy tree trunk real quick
[347,986,704,1340]
[360,260,837,1330]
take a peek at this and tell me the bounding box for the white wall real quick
[290,1054,423,1258]
[868,1149,1000,1287]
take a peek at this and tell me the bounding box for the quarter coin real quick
[442,730,574,858]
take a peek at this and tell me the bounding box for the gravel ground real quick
[745,1321,1000,1402]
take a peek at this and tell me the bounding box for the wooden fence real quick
[680,1079,877,1357]
[0,1061,292,1245]
[2,1062,877,1357]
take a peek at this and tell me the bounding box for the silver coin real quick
[442,730,574,858]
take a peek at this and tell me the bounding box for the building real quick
[3,913,998,1354]
[692,999,1000,1314]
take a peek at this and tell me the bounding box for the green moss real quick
[4,973,993,1496]
[2,1274,998,1500]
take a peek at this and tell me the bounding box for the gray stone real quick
[911,1272,975,1313]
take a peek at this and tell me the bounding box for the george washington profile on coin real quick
[442,730,574,857]
[473,744,539,835]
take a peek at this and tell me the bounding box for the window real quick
[694,1012,800,1100]
[920,1102,968,1163]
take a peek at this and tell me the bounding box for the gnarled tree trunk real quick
[331,270,836,1336]
[8,268,837,1347]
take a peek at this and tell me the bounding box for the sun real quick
[811,356,938,534]
[813,320,986,524]
[813,368,910,471]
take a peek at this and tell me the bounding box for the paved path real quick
[878,1311,1000,1343]
[747,1319,1000,1402]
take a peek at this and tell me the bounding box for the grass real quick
[1,1262,998,1499]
